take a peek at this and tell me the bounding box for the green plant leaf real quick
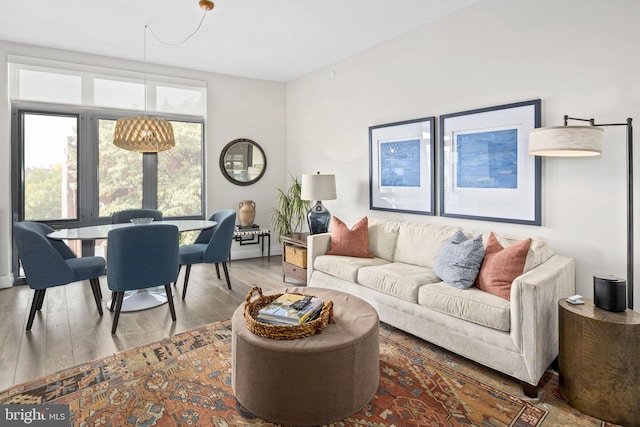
[271,173,310,240]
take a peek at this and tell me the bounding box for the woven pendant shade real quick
[113,117,175,153]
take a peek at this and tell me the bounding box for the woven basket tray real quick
[244,286,334,340]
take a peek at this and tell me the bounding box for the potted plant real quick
[271,174,310,240]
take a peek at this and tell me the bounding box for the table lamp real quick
[301,172,337,234]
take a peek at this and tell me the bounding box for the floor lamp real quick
[529,115,634,309]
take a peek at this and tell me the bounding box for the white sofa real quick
[306,217,575,396]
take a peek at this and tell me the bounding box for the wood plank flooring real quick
[0,256,301,391]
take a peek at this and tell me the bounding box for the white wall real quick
[3,0,640,302]
[286,0,640,306]
[0,41,287,286]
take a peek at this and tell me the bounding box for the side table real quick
[233,227,271,260]
[558,298,640,426]
[281,232,309,284]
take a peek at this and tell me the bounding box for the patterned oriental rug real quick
[0,320,618,427]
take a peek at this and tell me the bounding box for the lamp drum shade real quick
[528,125,603,157]
[113,116,175,153]
[301,174,337,201]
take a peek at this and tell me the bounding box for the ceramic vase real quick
[238,200,256,227]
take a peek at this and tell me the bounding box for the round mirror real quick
[219,138,267,186]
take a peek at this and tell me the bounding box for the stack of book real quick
[257,293,323,326]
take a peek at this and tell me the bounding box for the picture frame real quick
[439,99,541,225]
[369,117,435,215]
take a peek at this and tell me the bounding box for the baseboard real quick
[0,274,14,289]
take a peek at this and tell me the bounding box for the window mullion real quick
[142,153,158,209]
[83,113,98,226]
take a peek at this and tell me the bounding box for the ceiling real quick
[0,0,480,82]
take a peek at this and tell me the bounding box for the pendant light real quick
[113,0,215,152]
[113,25,175,153]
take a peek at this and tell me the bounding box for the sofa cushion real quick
[473,232,553,273]
[394,223,461,268]
[326,216,374,258]
[314,255,389,283]
[368,217,400,260]
[418,282,511,331]
[433,231,485,289]
[357,262,440,303]
[475,233,531,300]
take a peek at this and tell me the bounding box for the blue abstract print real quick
[456,129,518,189]
[380,139,421,187]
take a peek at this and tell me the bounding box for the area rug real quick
[0,320,617,426]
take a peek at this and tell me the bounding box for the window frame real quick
[11,102,206,282]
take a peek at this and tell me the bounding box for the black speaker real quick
[593,275,627,312]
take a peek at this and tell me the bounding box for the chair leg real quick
[215,263,221,279]
[222,262,232,290]
[26,289,45,331]
[182,265,192,300]
[165,285,177,321]
[109,292,116,312]
[90,279,103,316]
[35,288,46,310]
[173,265,182,287]
[111,292,124,334]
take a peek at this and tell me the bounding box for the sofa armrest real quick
[510,254,575,384]
[307,233,331,282]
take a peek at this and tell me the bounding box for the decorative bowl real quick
[130,217,154,225]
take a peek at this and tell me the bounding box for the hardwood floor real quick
[0,256,301,391]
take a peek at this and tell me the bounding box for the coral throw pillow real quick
[475,232,531,300]
[326,216,374,258]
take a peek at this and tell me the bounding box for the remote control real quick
[291,296,312,311]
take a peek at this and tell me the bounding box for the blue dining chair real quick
[109,209,163,301]
[176,209,236,299]
[111,209,163,224]
[107,224,179,334]
[13,221,106,331]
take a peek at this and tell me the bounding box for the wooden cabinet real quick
[281,233,309,284]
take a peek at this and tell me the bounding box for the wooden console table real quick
[558,298,640,426]
[281,233,309,284]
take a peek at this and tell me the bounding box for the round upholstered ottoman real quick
[231,287,379,426]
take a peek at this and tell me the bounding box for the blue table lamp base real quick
[308,201,331,234]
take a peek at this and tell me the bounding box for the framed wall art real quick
[439,99,541,225]
[369,117,435,215]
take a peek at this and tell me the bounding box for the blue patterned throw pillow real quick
[433,231,485,289]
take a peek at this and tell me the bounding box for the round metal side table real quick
[558,298,640,426]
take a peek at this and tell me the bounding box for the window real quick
[11,104,205,280]
[18,69,82,104]
[157,121,204,216]
[97,118,144,216]
[9,57,207,282]
[22,113,79,221]
[9,55,207,115]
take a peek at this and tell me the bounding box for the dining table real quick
[48,219,217,312]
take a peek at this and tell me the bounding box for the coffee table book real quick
[257,293,323,325]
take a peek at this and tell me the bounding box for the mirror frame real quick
[219,138,267,186]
